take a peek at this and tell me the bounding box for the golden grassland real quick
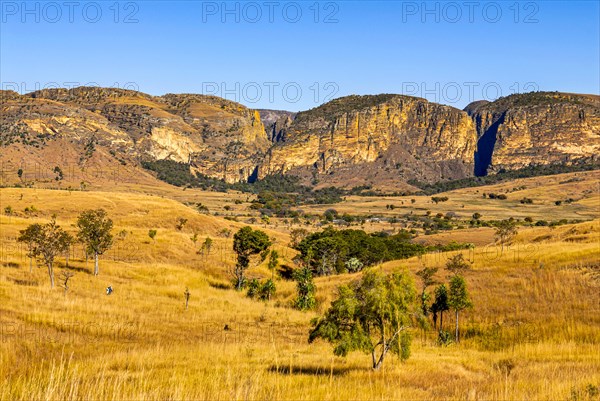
[304,170,600,221]
[0,184,599,400]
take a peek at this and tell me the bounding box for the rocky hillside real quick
[466,92,600,175]
[259,94,477,189]
[2,88,599,191]
[1,87,268,184]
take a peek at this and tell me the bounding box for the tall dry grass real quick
[0,188,599,400]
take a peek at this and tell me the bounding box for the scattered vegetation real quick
[409,158,599,194]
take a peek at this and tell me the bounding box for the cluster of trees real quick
[295,228,423,276]
[486,193,508,200]
[17,209,114,288]
[141,160,344,210]
[294,228,470,276]
[417,254,473,344]
[231,226,316,310]
[431,196,449,204]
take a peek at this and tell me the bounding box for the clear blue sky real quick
[1,1,598,111]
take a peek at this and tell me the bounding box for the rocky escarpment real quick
[260,94,478,188]
[18,87,269,183]
[4,87,600,190]
[258,109,296,142]
[467,92,600,176]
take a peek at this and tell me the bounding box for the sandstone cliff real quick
[467,92,600,175]
[3,87,599,191]
[10,87,269,183]
[260,94,477,188]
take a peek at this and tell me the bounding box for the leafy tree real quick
[448,275,472,342]
[260,278,276,301]
[290,228,308,248]
[293,265,316,311]
[17,223,43,272]
[431,196,449,204]
[53,166,64,182]
[148,229,157,242]
[296,228,426,276]
[324,208,338,222]
[246,278,261,299]
[232,227,271,290]
[416,266,438,317]
[445,254,471,276]
[431,284,449,331]
[267,250,279,278]
[190,232,198,246]
[202,237,213,255]
[494,219,518,254]
[247,278,276,301]
[309,269,416,370]
[18,219,72,288]
[77,209,114,276]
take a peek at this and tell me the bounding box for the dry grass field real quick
[0,178,599,400]
[304,170,600,222]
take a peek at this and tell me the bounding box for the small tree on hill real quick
[77,209,114,276]
[232,227,271,290]
[289,228,308,247]
[175,217,188,231]
[431,283,449,331]
[416,266,438,318]
[260,278,276,301]
[448,275,472,342]
[267,250,279,278]
[445,254,471,276]
[18,223,43,272]
[202,237,213,256]
[293,265,316,311]
[18,219,72,288]
[309,269,416,370]
[494,219,518,254]
[60,271,75,296]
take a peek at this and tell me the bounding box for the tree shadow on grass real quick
[62,264,91,274]
[268,364,358,376]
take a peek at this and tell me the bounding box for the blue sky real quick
[1,1,598,111]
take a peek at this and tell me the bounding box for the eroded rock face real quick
[3,87,599,189]
[260,94,478,186]
[258,109,296,143]
[12,87,269,183]
[467,92,600,175]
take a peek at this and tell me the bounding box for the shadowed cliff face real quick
[258,109,296,143]
[474,112,504,176]
[467,92,600,176]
